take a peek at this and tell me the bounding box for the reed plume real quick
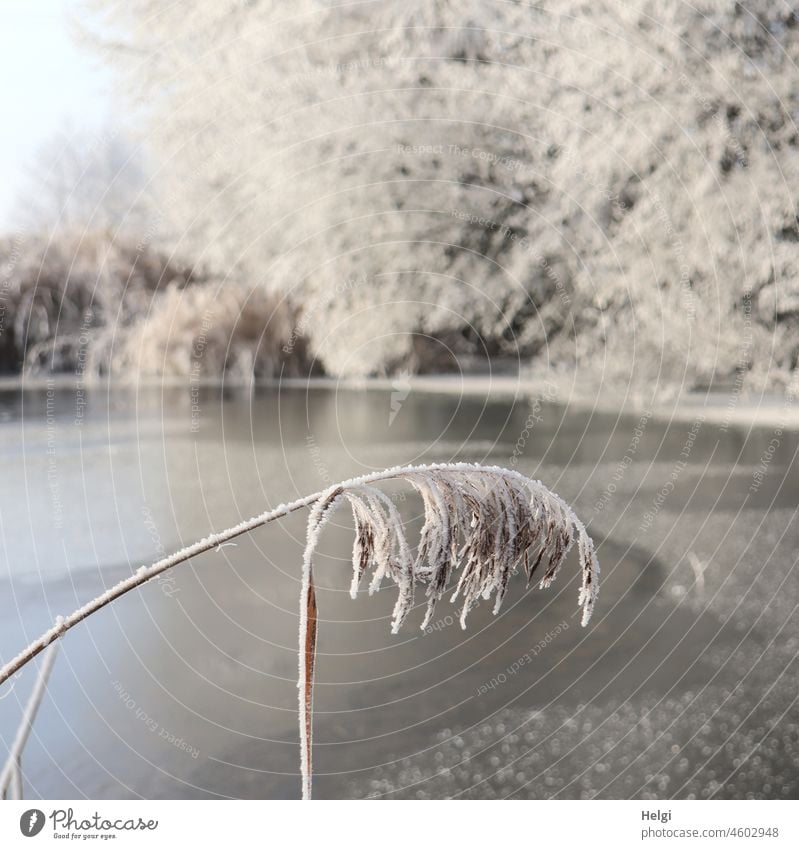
[298,463,598,799]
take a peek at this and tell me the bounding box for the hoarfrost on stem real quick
[297,463,599,798]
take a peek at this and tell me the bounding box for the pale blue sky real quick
[0,0,116,228]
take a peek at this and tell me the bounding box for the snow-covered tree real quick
[83,0,799,389]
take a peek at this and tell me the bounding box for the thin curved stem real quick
[0,490,322,688]
[0,642,59,799]
[0,463,563,690]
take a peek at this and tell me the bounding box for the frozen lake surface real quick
[0,385,796,799]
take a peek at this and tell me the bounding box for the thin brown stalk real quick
[301,570,318,801]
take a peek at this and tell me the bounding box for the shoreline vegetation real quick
[2,2,799,432]
[2,2,799,412]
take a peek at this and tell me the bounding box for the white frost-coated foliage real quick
[83,0,799,387]
[297,462,598,799]
[0,229,308,380]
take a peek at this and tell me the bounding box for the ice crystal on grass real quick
[298,463,599,798]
